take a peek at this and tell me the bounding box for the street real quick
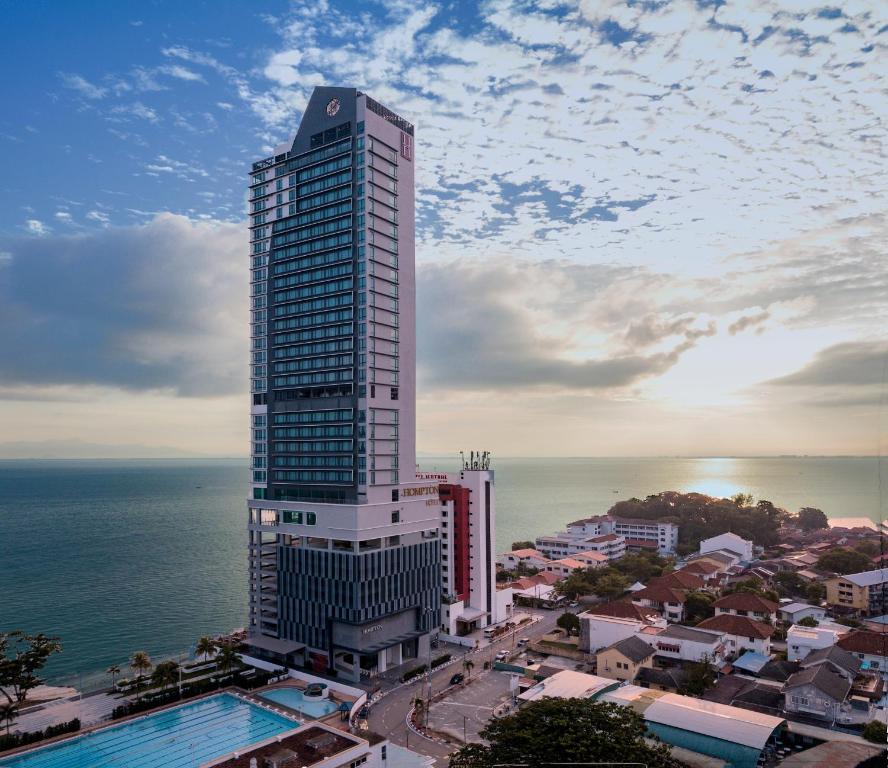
[364,606,565,764]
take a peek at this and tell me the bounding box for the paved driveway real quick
[425,670,513,744]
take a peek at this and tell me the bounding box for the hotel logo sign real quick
[361,625,384,635]
[401,485,438,498]
[400,132,412,161]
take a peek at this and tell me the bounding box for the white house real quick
[787,621,851,662]
[497,548,550,570]
[696,614,775,657]
[649,625,729,665]
[699,532,753,562]
[779,602,828,626]
[579,612,665,653]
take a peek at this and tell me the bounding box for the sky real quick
[0,0,885,458]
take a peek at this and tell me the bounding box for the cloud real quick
[109,101,159,123]
[0,215,246,397]
[416,257,714,392]
[728,310,770,335]
[158,65,206,83]
[770,340,888,389]
[25,219,49,236]
[58,72,107,99]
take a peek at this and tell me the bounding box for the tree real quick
[106,665,121,689]
[511,541,535,551]
[774,571,806,597]
[554,570,596,600]
[215,643,239,676]
[594,572,629,600]
[861,720,887,744]
[412,696,426,727]
[817,548,872,574]
[612,552,666,583]
[806,582,826,603]
[151,660,180,692]
[130,651,152,687]
[684,590,715,623]
[681,655,715,696]
[725,577,779,603]
[556,612,580,637]
[797,616,819,627]
[462,658,474,679]
[854,539,880,557]
[0,701,17,735]
[0,631,63,706]
[196,636,216,663]
[448,697,683,768]
[797,507,829,531]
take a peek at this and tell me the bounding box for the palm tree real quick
[462,658,474,679]
[106,665,120,690]
[196,636,215,663]
[0,701,17,736]
[214,643,239,676]
[130,651,152,698]
[151,661,180,692]
[412,696,425,727]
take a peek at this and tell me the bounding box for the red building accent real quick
[440,483,471,602]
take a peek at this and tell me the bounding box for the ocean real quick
[0,456,885,688]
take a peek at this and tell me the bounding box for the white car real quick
[495,650,509,661]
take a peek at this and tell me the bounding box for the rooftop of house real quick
[785,664,852,702]
[837,629,888,656]
[551,557,586,569]
[574,550,609,562]
[632,585,687,604]
[756,659,801,683]
[687,550,737,566]
[606,635,656,663]
[587,533,622,543]
[696,614,775,640]
[634,665,687,690]
[582,600,660,622]
[713,593,779,613]
[802,645,863,676]
[779,601,824,615]
[679,560,721,575]
[647,571,705,590]
[207,725,363,768]
[777,741,886,768]
[507,548,548,559]
[657,624,723,644]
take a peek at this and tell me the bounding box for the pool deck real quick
[247,678,358,725]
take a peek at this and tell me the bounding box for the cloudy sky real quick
[0,0,885,458]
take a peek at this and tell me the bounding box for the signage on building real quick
[361,625,384,635]
[401,485,439,498]
[416,472,449,481]
[400,132,412,161]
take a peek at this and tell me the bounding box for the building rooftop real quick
[785,665,852,702]
[834,568,888,587]
[679,561,721,575]
[801,645,862,677]
[632,585,687,604]
[731,651,771,674]
[518,670,617,703]
[551,557,586,570]
[607,636,656,663]
[583,600,660,622]
[687,550,737,566]
[658,625,722,644]
[780,602,823,615]
[838,629,888,656]
[778,741,885,768]
[697,614,775,640]
[601,686,785,750]
[713,593,779,614]
[507,548,547,559]
[207,724,363,768]
[648,571,705,590]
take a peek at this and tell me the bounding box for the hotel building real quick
[245,87,442,681]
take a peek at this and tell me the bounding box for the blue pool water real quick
[0,693,298,768]
[258,688,339,719]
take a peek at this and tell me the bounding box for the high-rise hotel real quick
[246,87,507,682]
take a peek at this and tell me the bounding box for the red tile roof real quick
[713,593,778,613]
[633,585,687,604]
[588,533,621,543]
[837,630,888,656]
[624,538,658,549]
[697,614,775,640]
[680,561,720,575]
[649,571,705,590]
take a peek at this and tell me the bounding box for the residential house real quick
[497,548,550,570]
[825,569,888,616]
[578,610,665,653]
[784,664,852,722]
[696,614,774,657]
[786,622,851,662]
[837,630,888,678]
[596,636,655,682]
[583,600,661,621]
[544,557,587,577]
[713,593,778,623]
[634,666,688,693]
[572,551,609,569]
[647,571,706,591]
[686,549,741,573]
[699,532,754,562]
[677,560,721,583]
[650,625,728,665]
[632,584,688,623]
[779,602,827,626]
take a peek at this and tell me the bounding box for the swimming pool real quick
[0,693,299,768]
[258,688,339,719]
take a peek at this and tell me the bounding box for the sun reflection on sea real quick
[681,458,744,499]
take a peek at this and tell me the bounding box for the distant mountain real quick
[0,439,216,459]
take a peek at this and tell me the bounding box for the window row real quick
[273,231,352,262]
[297,184,352,214]
[296,155,352,183]
[273,440,353,453]
[272,247,352,277]
[274,277,353,304]
[272,338,353,360]
[272,215,351,248]
[272,354,353,374]
[272,199,353,234]
[272,262,352,290]
[273,425,354,438]
[298,169,352,198]
[274,470,352,483]
[271,308,354,332]
[286,136,352,172]
[273,322,353,346]
[274,292,353,319]
[272,409,352,425]
[274,456,354,468]
[272,369,353,388]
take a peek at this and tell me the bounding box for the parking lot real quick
[425,669,515,744]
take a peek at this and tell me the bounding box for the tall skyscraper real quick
[245,87,441,681]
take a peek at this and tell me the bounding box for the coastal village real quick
[487,504,888,766]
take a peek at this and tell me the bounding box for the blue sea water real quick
[0,456,885,686]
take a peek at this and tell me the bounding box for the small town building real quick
[497,548,550,570]
[647,570,706,591]
[778,601,827,625]
[696,614,775,657]
[651,624,728,665]
[783,664,852,722]
[699,532,754,562]
[713,593,778,623]
[578,611,665,653]
[786,621,851,662]
[632,584,688,622]
[517,670,618,704]
[825,568,888,615]
[677,560,721,583]
[634,666,688,692]
[562,515,679,555]
[596,636,655,682]
[837,629,888,677]
[686,548,743,573]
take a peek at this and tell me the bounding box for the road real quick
[364,607,565,764]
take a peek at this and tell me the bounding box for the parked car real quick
[517,637,530,646]
[495,650,509,661]
[449,673,465,686]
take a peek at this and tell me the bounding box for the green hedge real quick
[430,654,451,668]
[401,664,428,682]
[0,718,80,751]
